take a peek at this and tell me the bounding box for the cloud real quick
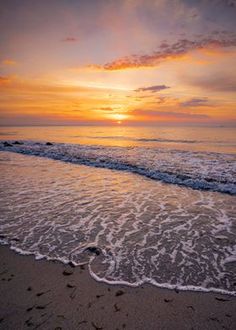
[99,107,114,111]
[156,97,168,104]
[184,74,236,92]
[0,76,10,84]
[0,76,113,94]
[131,109,209,119]
[89,34,236,70]
[135,85,170,93]
[2,59,17,66]
[180,98,209,107]
[62,37,78,42]
[223,0,236,7]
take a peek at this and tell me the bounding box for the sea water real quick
[0,126,235,295]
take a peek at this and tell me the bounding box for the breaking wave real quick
[0,140,236,195]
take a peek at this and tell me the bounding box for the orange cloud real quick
[2,59,17,66]
[88,35,236,71]
[0,73,234,126]
[0,76,11,85]
[0,76,132,125]
[124,108,214,125]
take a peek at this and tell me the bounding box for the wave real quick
[73,135,236,145]
[73,135,200,143]
[0,140,236,194]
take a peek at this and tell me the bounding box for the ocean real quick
[0,126,235,295]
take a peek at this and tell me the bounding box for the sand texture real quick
[0,246,235,330]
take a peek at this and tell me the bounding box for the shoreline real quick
[0,245,235,329]
[2,240,235,298]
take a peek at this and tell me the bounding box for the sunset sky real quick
[0,0,236,126]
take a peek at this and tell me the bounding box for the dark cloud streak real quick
[180,98,209,107]
[62,37,78,42]
[135,85,170,93]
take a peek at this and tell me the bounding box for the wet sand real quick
[0,245,235,330]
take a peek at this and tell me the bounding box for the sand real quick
[0,245,235,330]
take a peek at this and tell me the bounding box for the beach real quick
[1,245,236,330]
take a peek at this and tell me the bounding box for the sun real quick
[110,113,127,121]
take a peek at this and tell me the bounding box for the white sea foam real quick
[0,151,236,296]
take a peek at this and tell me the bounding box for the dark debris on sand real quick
[115,290,125,297]
[62,270,73,276]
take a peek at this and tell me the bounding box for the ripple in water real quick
[0,151,235,295]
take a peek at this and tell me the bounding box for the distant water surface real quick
[0,125,236,153]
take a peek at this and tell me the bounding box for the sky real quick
[0,0,236,126]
